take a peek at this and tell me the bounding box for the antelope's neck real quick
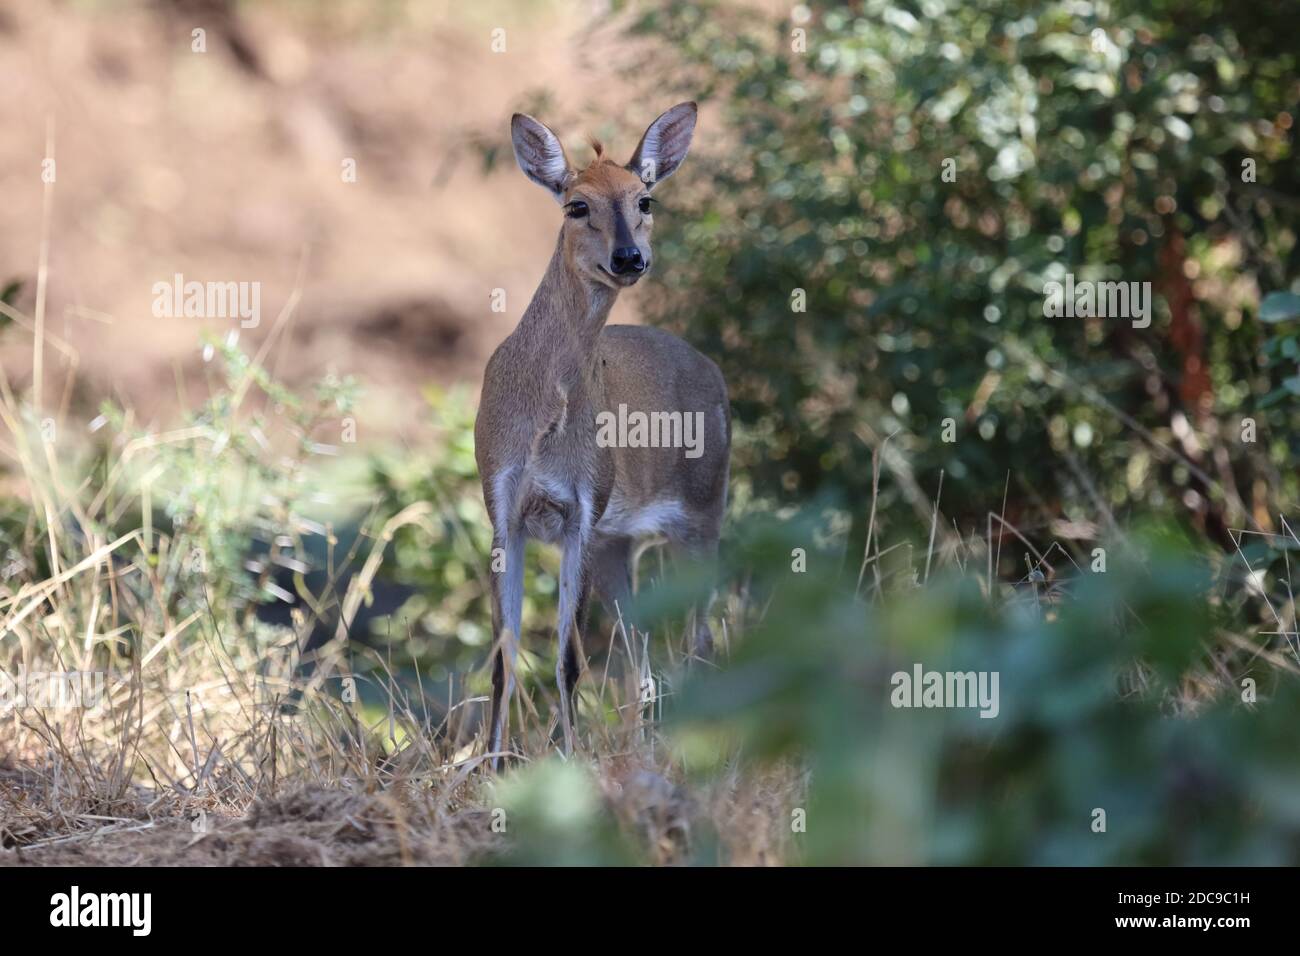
[519,238,618,362]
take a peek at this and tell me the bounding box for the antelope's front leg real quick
[555,519,590,756]
[488,525,526,771]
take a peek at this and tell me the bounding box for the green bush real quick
[670,516,1300,865]
[627,0,1299,547]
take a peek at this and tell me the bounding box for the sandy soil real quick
[0,0,648,442]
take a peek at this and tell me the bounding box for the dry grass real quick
[0,365,802,865]
[0,609,803,866]
[0,364,799,866]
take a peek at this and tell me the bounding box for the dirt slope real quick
[0,0,647,441]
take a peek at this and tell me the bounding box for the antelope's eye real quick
[638,196,653,215]
[565,201,589,219]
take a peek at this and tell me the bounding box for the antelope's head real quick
[510,102,697,289]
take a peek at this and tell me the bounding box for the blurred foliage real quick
[447,510,1300,866]
[478,760,641,866]
[1259,289,1300,402]
[665,516,1300,865]
[627,0,1299,546]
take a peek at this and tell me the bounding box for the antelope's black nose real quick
[610,247,645,275]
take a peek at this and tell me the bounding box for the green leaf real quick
[1259,291,1300,323]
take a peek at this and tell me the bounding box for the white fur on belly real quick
[596,495,687,539]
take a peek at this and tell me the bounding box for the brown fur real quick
[476,103,728,767]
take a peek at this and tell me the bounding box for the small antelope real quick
[475,102,730,765]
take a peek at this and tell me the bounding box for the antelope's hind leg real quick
[590,535,635,635]
[670,534,721,661]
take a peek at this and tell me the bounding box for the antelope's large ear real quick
[627,102,697,190]
[511,113,573,203]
